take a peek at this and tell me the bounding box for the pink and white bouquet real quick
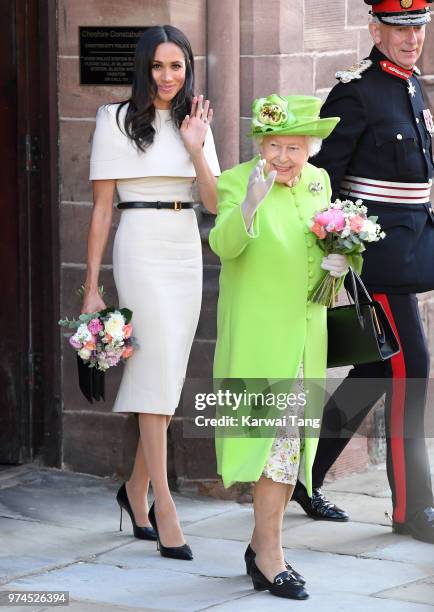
[309,198,385,307]
[59,307,136,372]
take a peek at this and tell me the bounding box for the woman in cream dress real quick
[82,26,220,560]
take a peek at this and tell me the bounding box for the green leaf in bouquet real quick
[120,308,133,324]
[98,306,115,318]
[58,317,80,329]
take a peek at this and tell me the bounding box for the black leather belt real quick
[117,201,194,211]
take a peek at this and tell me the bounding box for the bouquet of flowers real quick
[59,307,136,372]
[309,199,385,307]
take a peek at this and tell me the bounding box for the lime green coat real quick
[209,157,333,496]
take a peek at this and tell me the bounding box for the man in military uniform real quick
[292,0,434,544]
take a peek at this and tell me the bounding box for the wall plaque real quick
[79,27,147,85]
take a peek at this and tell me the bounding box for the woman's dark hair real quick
[115,25,195,151]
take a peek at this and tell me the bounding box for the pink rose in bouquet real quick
[122,345,134,359]
[315,208,346,232]
[308,199,385,307]
[69,335,82,349]
[349,214,365,233]
[88,318,104,335]
[311,222,327,240]
[123,323,133,339]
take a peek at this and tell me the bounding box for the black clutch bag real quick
[76,354,105,403]
[327,268,400,368]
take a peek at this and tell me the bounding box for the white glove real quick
[321,254,349,278]
[241,159,277,232]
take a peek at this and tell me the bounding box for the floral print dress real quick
[262,368,304,485]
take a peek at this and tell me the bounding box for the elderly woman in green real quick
[209,95,346,600]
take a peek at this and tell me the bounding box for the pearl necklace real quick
[287,175,301,188]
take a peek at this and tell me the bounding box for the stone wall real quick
[58,0,434,487]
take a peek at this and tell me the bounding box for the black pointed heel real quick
[148,502,193,560]
[244,544,306,585]
[250,560,309,600]
[116,483,157,541]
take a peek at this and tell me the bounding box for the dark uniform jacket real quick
[313,45,434,293]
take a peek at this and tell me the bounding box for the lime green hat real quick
[251,94,340,139]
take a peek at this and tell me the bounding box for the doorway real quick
[0,0,60,466]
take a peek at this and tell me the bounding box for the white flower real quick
[104,312,125,340]
[361,219,382,241]
[78,347,91,360]
[97,359,110,372]
[75,323,92,343]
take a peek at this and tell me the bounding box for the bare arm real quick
[81,179,116,313]
[180,95,218,214]
[190,150,217,214]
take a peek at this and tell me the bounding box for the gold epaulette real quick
[336,59,373,84]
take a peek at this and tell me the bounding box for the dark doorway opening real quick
[0,0,60,466]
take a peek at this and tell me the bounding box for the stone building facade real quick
[13,0,434,488]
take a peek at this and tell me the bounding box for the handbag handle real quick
[344,268,372,329]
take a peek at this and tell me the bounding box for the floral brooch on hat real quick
[252,94,295,132]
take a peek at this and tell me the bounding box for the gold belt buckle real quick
[174,200,182,211]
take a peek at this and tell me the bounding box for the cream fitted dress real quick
[89,104,220,414]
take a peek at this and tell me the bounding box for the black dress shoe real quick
[244,544,306,585]
[148,502,193,560]
[292,482,349,522]
[393,506,434,544]
[116,483,157,541]
[250,560,309,600]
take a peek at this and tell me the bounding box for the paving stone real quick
[210,591,434,611]
[281,519,394,555]
[170,493,241,525]
[0,516,127,584]
[95,535,246,578]
[0,601,149,612]
[184,505,312,542]
[0,468,237,532]
[6,563,251,612]
[324,468,391,498]
[275,548,429,596]
[375,575,434,607]
[362,538,434,572]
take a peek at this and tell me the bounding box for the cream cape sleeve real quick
[89,103,221,180]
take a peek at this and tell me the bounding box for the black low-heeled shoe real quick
[250,560,309,600]
[244,544,306,585]
[292,483,349,522]
[116,483,157,541]
[148,502,193,560]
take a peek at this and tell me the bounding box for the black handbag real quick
[327,268,400,368]
[76,354,105,403]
